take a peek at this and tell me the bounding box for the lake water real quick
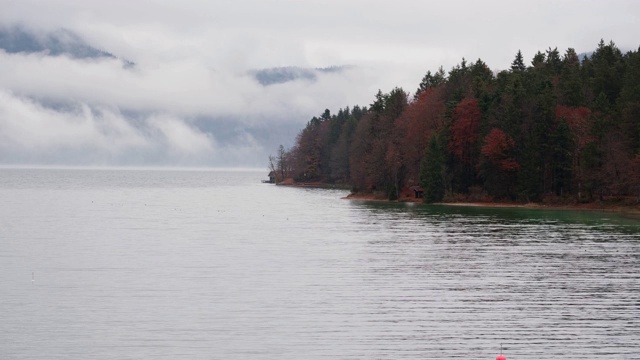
[1,168,639,359]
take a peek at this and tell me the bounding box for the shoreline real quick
[343,192,640,215]
[273,179,351,190]
[271,180,640,215]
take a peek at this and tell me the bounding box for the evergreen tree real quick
[591,39,624,104]
[532,51,545,68]
[420,135,446,203]
[414,66,446,99]
[619,47,640,153]
[545,47,562,74]
[371,90,385,113]
[511,50,526,72]
[551,119,573,196]
[559,48,584,106]
[351,105,366,120]
[415,70,434,99]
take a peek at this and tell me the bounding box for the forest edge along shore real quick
[267,40,640,215]
[264,172,640,215]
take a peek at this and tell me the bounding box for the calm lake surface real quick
[1,168,639,359]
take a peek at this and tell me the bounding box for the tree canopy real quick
[270,40,640,203]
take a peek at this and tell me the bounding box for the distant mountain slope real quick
[578,51,593,61]
[251,65,350,86]
[0,25,134,66]
[579,48,629,61]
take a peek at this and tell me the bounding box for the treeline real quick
[271,40,640,203]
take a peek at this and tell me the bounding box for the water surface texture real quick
[1,169,639,359]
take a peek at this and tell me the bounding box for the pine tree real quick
[511,50,526,72]
[416,67,447,99]
[532,51,545,68]
[559,48,583,106]
[545,47,562,74]
[551,119,573,196]
[420,136,446,203]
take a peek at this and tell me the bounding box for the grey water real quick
[1,168,639,360]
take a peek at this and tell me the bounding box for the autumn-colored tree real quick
[556,106,592,144]
[268,144,293,183]
[398,87,446,185]
[479,128,519,198]
[599,130,633,197]
[481,128,519,172]
[448,97,483,193]
[349,112,375,191]
[449,97,482,165]
[277,40,640,204]
[292,117,323,181]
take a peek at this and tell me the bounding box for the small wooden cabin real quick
[267,171,276,183]
[409,186,424,198]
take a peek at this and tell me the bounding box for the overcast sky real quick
[1,0,639,167]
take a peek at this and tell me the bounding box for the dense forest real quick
[269,40,640,204]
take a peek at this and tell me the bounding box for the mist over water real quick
[1,169,638,359]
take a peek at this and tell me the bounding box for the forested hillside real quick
[270,40,640,203]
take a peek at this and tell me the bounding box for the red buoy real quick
[496,343,506,360]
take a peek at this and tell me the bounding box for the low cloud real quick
[0,90,146,152]
[0,90,221,165]
[148,114,215,155]
[0,48,378,121]
[0,0,639,166]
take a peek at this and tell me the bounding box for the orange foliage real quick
[481,128,519,171]
[449,98,481,164]
[397,87,446,181]
[555,105,592,149]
